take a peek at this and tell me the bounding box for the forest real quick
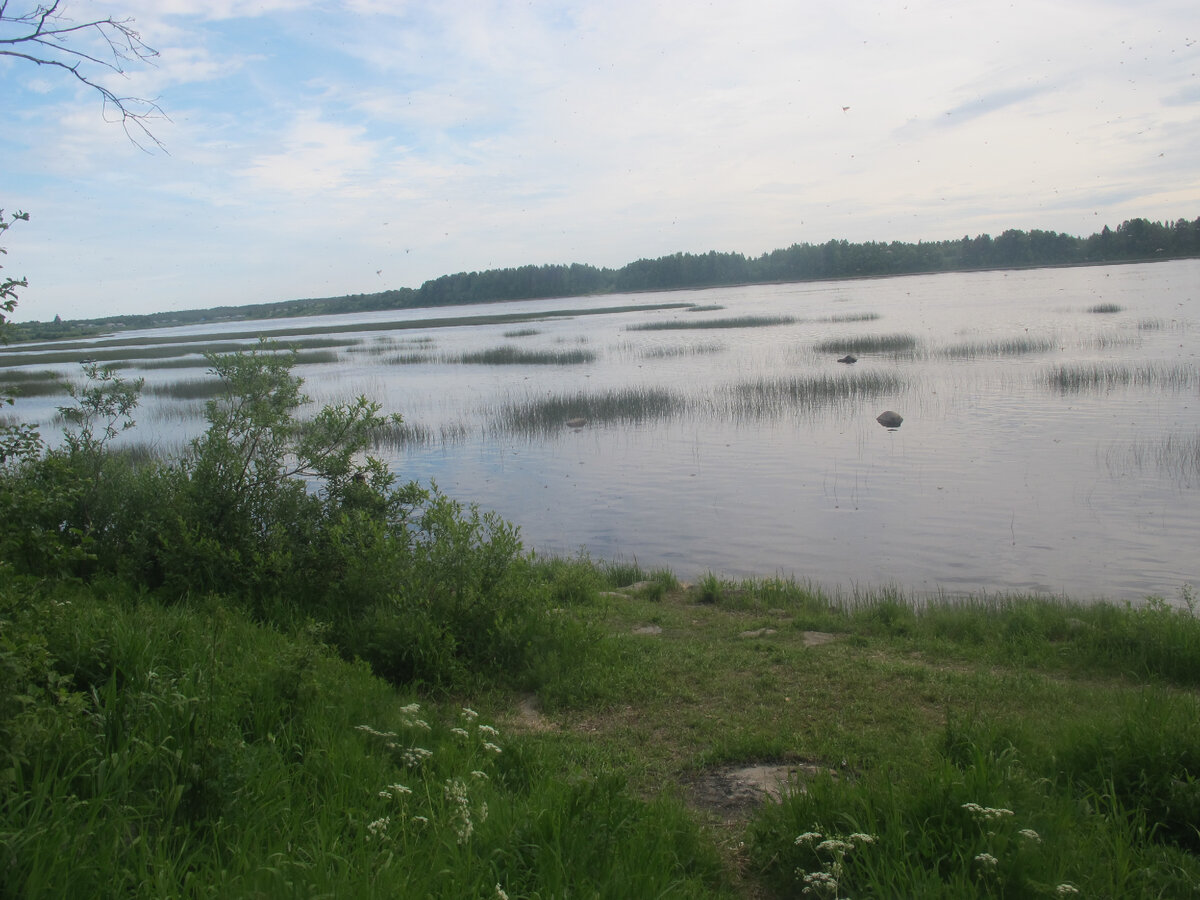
[11,215,1199,342]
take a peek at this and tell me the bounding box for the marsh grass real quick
[1137,317,1165,330]
[370,419,469,449]
[0,341,342,368]
[1045,362,1198,392]
[1088,302,1124,313]
[460,346,597,365]
[627,315,796,331]
[814,333,919,354]
[686,305,726,313]
[1109,431,1200,486]
[641,343,725,359]
[490,387,686,435]
[0,369,68,397]
[385,352,436,365]
[145,378,226,400]
[719,372,905,418]
[937,336,1059,358]
[504,328,541,337]
[824,312,881,323]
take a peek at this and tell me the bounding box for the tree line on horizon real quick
[13,215,1200,341]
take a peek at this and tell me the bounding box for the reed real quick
[384,352,436,365]
[825,312,881,323]
[503,328,541,338]
[459,346,596,365]
[938,336,1059,358]
[1088,302,1124,313]
[641,343,725,359]
[1045,362,1198,392]
[814,333,919,354]
[489,387,687,435]
[626,315,796,331]
[686,305,726,312]
[719,371,905,418]
[145,378,226,400]
[0,369,69,397]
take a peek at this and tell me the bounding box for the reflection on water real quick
[6,260,1198,601]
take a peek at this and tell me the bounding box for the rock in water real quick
[837,355,858,364]
[876,410,903,428]
[565,417,588,429]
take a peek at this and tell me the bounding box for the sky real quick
[2,0,1198,323]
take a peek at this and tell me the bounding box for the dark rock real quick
[837,355,858,364]
[565,417,588,428]
[876,410,903,428]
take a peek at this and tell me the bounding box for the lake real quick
[6,259,1198,603]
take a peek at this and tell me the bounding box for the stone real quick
[565,417,588,428]
[876,410,903,428]
[837,354,858,364]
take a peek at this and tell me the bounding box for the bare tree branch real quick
[1,1,167,151]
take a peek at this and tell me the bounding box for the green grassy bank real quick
[2,348,1197,898]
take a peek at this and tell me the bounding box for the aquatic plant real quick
[719,372,905,419]
[641,343,725,358]
[814,333,919,354]
[938,336,1059,358]
[627,315,796,331]
[1087,303,1123,313]
[489,387,686,436]
[459,346,596,365]
[1045,362,1198,392]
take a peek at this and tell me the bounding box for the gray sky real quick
[3,0,1198,322]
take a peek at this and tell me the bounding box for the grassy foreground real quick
[3,565,1199,898]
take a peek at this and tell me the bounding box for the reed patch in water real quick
[641,343,725,359]
[0,369,69,397]
[937,336,1059,358]
[459,346,596,365]
[490,387,686,435]
[1045,362,1198,392]
[146,378,226,400]
[814,333,919,354]
[1088,303,1123,313]
[718,371,905,418]
[1108,431,1200,486]
[626,315,796,331]
[504,328,541,338]
[824,312,881,323]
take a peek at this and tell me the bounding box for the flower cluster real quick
[793,829,877,897]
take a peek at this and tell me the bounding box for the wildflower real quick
[387,783,412,796]
[495,885,509,900]
[1055,885,1080,895]
[482,741,503,755]
[366,816,390,839]
[461,707,479,722]
[399,703,421,716]
[470,770,489,781]
[411,815,429,827]
[451,727,470,739]
[974,852,999,869]
[378,790,392,800]
[400,747,433,767]
[847,832,876,845]
[962,802,1014,822]
[412,718,432,731]
[1018,828,1041,842]
[816,839,853,854]
[479,724,500,737]
[795,831,823,845]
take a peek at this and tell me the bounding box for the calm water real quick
[9,260,1199,602]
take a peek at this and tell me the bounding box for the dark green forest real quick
[13,215,1199,342]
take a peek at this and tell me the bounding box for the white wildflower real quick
[482,741,503,755]
[479,724,500,737]
[974,852,999,869]
[366,816,390,839]
[471,770,489,781]
[495,885,509,900]
[388,783,412,796]
[847,832,876,844]
[411,815,429,827]
[378,791,392,800]
[1018,828,1041,842]
[400,747,433,767]
[451,727,470,739]
[1055,885,1080,895]
[399,703,421,716]
[795,831,823,845]
[461,707,479,722]
[816,839,853,854]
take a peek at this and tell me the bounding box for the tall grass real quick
[459,346,596,365]
[489,387,686,435]
[824,312,881,323]
[641,343,725,358]
[145,378,225,400]
[1088,302,1124,313]
[718,372,905,418]
[627,315,796,331]
[814,333,919,354]
[1045,362,1198,392]
[504,328,541,338]
[938,336,1059,358]
[0,369,68,397]
[370,419,469,448]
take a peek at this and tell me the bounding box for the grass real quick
[458,346,597,365]
[824,312,881,323]
[503,328,541,338]
[1045,362,1198,392]
[938,335,1059,358]
[1109,430,1200,486]
[489,387,686,435]
[641,343,725,359]
[370,419,469,448]
[4,553,1200,897]
[1088,302,1124,313]
[718,372,905,418]
[627,316,796,331]
[814,333,919,354]
[0,369,69,397]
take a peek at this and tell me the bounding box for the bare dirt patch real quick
[683,759,836,821]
